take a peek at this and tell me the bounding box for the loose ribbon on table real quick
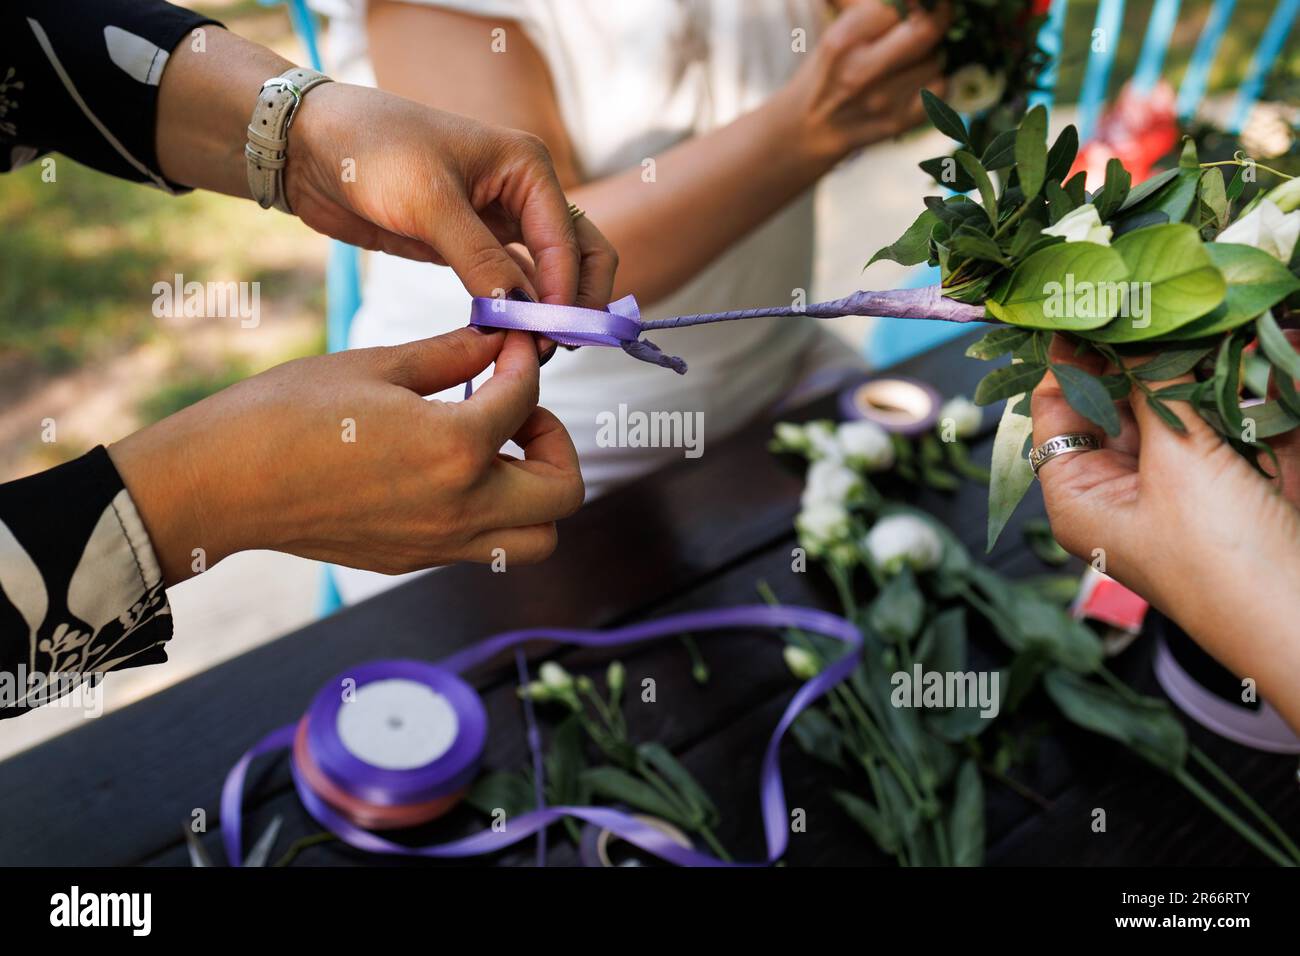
[468,286,987,375]
[221,604,862,868]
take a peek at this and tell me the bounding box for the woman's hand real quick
[156,26,616,308]
[1032,335,1300,730]
[775,1,948,164]
[108,328,584,585]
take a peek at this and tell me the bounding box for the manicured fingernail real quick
[539,342,558,367]
[508,288,535,303]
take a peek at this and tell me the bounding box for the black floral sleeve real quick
[0,1,223,716]
[0,449,170,718]
[0,0,220,190]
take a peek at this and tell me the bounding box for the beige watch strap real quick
[245,67,332,214]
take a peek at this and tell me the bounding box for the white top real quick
[310,0,859,495]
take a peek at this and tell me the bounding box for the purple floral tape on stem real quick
[838,375,943,436]
[221,604,862,868]
[467,286,987,377]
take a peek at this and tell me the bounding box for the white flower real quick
[863,515,943,575]
[1217,199,1300,263]
[836,420,894,472]
[796,502,851,555]
[947,64,1007,114]
[1042,205,1113,246]
[539,661,572,691]
[804,420,843,461]
[801,458,862,510]
[783,646,821,681]
[938,396,982,440]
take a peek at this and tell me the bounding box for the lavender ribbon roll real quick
[221,604,862,868]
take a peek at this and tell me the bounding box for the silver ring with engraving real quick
[1029,432,1101,477]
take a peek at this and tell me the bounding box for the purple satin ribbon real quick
[468,286,988,375]
[221,604,861,867]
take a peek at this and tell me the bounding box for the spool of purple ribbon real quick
[221,604,862,868]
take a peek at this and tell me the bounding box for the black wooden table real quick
[3,333,1296,867]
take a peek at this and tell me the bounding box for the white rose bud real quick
[938,396,982,440]
[539,661,573,691]
[783,645,821,681]
[1217,198,1300,263]
[796,501,851,555]
[804,420,844,462]
[863,515,943,575]
[801,458,862,510]
[947,64,1007,114]
[772,421,810,454]
[836,420,895,472]
[1042,204,1113,246]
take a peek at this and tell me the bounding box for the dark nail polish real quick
[470,324,503,334]
[539,342,558,367]
[508,288,535,303]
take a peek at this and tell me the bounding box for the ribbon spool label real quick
[336,679,459,770]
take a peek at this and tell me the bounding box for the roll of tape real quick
[838,375,942,435]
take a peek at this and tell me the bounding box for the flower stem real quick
[1189,745,1300,864]
[1174,767,1294,866]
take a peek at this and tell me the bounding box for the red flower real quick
[1032,0,1053,15]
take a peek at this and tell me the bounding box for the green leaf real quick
[1015,105,1048,200]
[1080,224,1227,343]
[1118,167,1178,213]
[467,771,536,819]
[980,129,1018,170]
[636,742,717,825]
[869,208,940,267]
[1213,328,1247,437]
[1145,394,1188,433]
[869,566,925,642]
[986,241,1130,330]
[580,766,689,826]
[956,151,999,225]
[920,155,976,193]
[1050,363,1121,436]
[1257,309,1300,383]
[546,715,588,807]
[950,225,1010,266]
[1129,347,1213,380]
[790,709,845,770]
[1120,167,1200,224]
[1045,124,1079,183]
[921,90,970,146]
[919,607,967,674]
[833,790,898,856]
[1044,181,1077,223]
[1043,669,1188,772]
[986,395,1036,550]
[1161,243,1300,340]
[966,327,1032,361]
[1093,158,1132,221]
[974,361,1047,405]
[1199,167,1228,231]
[947,760,985,866]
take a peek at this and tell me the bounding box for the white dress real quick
[312,0,866,603]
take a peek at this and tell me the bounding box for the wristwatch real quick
[245,66,333,214]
